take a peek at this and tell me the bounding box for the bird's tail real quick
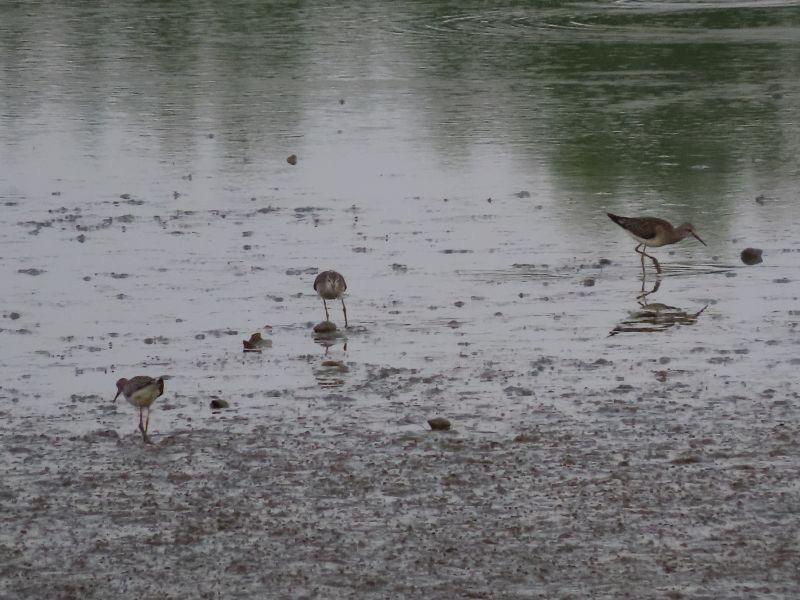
[156,377,165,396]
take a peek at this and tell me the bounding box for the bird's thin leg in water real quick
[136,407,151,444]
[642,245,662,274]
[144,407,153,444]
[635,243,662,275]
[323,299,330,321]
[635,243,646,277]
[341,298,348,328]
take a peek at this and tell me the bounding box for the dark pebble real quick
[740,247,763,265]
[313,321,337,334]
[428,417,451,431]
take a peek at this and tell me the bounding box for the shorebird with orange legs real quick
[313,270,348,327]
[607,213,706,275]
[114,376,164,444]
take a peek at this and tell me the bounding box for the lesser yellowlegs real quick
[607,213,706,275]
[114,376,164,444]
[313,270,348,327]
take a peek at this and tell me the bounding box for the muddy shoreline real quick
[2,386,798,599]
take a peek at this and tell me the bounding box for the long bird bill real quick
[692,232,707,246]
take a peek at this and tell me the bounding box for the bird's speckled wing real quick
[607,213,668,242]
[124,376,161,396]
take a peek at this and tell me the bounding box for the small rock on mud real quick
[740,247,763,265]
[287,154,297,165]
[428,417,451,431]
[243,332,271,352]
[210,398,230,410]
[314,321,337,334]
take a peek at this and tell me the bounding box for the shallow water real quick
[1,1,800,597]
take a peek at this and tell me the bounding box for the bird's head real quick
[678,223,706,246]
[114,378,128,401]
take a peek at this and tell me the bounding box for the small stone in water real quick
[428,417,451,431]
[582,278,595,287]
[314,321,337,334]
[210,398,229,410]
[243,332,271,352]
[287,154,297,166]
[740,247,763,265]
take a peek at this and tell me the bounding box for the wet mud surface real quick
[3,0,800,597]
[2,399,799,599]
[2,163,800,599]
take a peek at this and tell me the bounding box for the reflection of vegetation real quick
[0,0,797,208]
[0,0,310,161]
[539,37,792,214]
[397,1,800,212]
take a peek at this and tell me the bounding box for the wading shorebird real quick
[313,270,348,327]
[607,213,706,275]
[114,376,165,444]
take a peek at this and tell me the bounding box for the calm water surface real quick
[1,0,799,429]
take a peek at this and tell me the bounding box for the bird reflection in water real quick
[312,327,348,388]
[610,278,708,336]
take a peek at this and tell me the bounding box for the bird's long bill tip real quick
[692,232,707,246]
[113,390,121,402]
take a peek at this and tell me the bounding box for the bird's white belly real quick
[624,228,666,247]
[128,384,160,408]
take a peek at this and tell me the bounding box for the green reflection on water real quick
[0,0,798,211]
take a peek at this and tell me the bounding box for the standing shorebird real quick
[313,270,348,327]
[607,213,706,275]
[114,376,164,444]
